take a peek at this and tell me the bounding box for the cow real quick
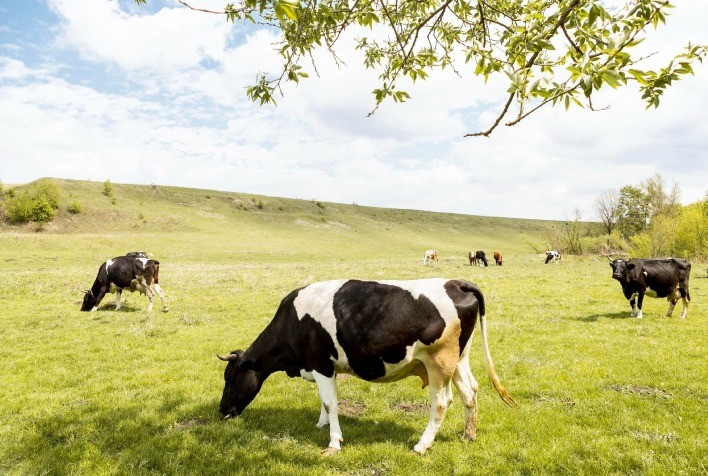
[422,249,438,265]
[609,258,691,319]
[493,251,503,266]
[81,254,169,312]
[470,250,488,267]
[545,250,561,264]
[217,278,516,455]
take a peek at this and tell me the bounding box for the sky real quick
[0,0,706,220]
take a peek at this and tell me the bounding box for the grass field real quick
[1,180,705,475]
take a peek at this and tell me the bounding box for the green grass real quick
[0,180,705,475]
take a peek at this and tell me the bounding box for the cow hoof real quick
[413,444,427,455]
[163,307,170,313]
[321,447,339,456]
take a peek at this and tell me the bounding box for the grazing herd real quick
[78,246,693,455]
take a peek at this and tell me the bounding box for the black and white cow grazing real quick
[545,250,561,264]
[467,251,489,268]
[81,255,169,312]
[609,258,691,319]
[217,278,516,455]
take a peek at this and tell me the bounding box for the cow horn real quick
[216,353,239,361]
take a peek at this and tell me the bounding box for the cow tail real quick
[461,282,517,408]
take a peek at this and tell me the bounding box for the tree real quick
[617,185,650,239]
[136,0,706,136]
[642,172,680,219]
[594,189,620,236]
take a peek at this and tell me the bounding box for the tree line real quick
[543,173,706,260]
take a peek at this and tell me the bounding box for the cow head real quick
[80,290,96,311]
[609,258,635,282]
[217,350,263,419]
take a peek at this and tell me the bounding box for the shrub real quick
[102,180,113,197]
[31,179,61,210]
[579,233,629,256]
[67,200,83,214]
[3,193,56,224]
[31,199,56,223]
[4,193,35,223]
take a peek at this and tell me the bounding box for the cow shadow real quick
[5,397,424,474]
[578,311,629,322]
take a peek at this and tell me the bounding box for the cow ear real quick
[239,359,255,371]
[626,263,635,270]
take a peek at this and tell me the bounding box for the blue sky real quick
[1,0,706,220]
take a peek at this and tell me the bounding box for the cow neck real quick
[243,319,296,378]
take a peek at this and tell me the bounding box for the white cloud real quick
[0,0,706,220]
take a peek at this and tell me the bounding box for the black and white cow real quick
[474,251,488,267]
[217,278,516,455]
[81,254,169,312]
[609,258,691,319]
[545,250,561,264]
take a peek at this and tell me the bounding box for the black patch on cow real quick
[243,287,339,380]
[444,280,480,355]
[332,280,446,381]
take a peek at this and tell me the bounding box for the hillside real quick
[0,178,559,265]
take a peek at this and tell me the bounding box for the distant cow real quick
[545,250,561,264]
[422,249,438,265]
[493,251,503,266]
[218,278,516,455]
[470,250,488,267]
[609,258,691,319]
[81,254,169,312]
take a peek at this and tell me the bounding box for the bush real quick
[3,194,57,224]
[31,179,61,210]
[4,193,35,223]
[102,180,113,197]
[31,199,56,222]
[580,233,630,256]
[67,200,83,214]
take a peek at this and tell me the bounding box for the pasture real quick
[0,180,705,475]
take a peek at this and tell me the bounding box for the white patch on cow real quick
[294,278,462,380]
[642,271,648,277]
[105,259,114,272]
[293,279,351,371]
[300,369,316,382]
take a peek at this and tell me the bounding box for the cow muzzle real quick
[220,407,240,419]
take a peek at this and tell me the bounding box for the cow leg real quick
[299,370,329,428]
[312,371,343,454]
[452,358,479,441]
[629,293,638,317]
[135,277,156,312]
[115,289,122,310]
[153,283,169,312]
[680,289,689,319]
[636,292,644,319]
[414,369,454,454]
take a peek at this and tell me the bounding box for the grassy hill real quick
[0,179,705,475]
[0,178,557,266]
